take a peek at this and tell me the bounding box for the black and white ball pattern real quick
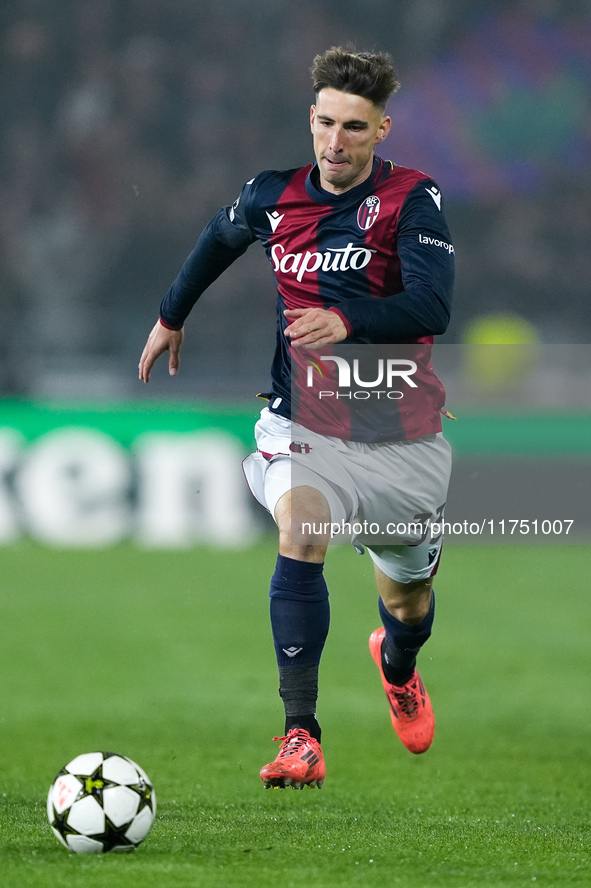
[47,751,156,853]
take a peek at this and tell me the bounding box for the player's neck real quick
[315,156,378,197]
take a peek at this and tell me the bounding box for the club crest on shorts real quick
[357,195,380,230]
[290,441,312,454]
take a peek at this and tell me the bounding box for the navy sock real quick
[285,713,322,742]
[378,593,435,686]
[269,555,329,740]
[269,555,330,667]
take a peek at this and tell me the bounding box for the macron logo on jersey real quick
[266,210,285,233]
[425,186,442,210]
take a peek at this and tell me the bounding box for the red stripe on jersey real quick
[290,343,350,441]
[269,166,353,438]
[268,165,333,311]
[358,164,443,440]
[361,164,429,303]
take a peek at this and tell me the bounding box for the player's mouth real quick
[323,156,349,167]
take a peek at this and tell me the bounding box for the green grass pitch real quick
[1,541,589,887]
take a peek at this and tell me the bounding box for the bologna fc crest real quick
[290,441,312,454]
[357,195,380,230]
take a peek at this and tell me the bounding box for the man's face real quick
[310,88,391,194]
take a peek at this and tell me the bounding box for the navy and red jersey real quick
[159,156,455,442]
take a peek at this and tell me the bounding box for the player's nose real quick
[328,127,345,153]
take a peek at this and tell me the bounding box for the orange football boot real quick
[369,627,435,754]
[260,728,326,789]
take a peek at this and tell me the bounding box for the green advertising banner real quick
[0,399,589,547]
[0,399,260,548]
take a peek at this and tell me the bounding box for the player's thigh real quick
[354,433,452,546]
[243,409,355,527]
[356,433,451,585]
[367,537,442,586]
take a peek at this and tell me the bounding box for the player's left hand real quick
[284,308,347,347]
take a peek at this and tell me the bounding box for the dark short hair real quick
[311,46,400,111]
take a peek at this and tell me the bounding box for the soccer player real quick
[138,47,454,789]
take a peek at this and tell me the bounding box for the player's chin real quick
[323,165,356,189]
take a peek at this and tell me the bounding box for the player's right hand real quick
[138,319,184,383]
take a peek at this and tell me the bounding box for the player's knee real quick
[275,486,331,549]
[378,576,433,624]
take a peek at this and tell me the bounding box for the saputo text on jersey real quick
[272,242,376,281]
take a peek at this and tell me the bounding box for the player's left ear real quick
[376,116,391,143]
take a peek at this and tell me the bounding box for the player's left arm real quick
[316,180,455,343]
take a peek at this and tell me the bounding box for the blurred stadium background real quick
[0,0,590,547]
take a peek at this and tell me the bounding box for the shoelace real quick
[272,729,310,757]
[392,684,419,718]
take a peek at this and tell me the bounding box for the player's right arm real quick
[138,179,258,382]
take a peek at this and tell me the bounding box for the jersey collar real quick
[305,156,384,204]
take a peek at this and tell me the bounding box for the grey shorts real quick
[242,408,452,583]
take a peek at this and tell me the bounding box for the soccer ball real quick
[47,751,156,853]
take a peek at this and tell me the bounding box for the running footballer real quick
[139,47,455,789]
